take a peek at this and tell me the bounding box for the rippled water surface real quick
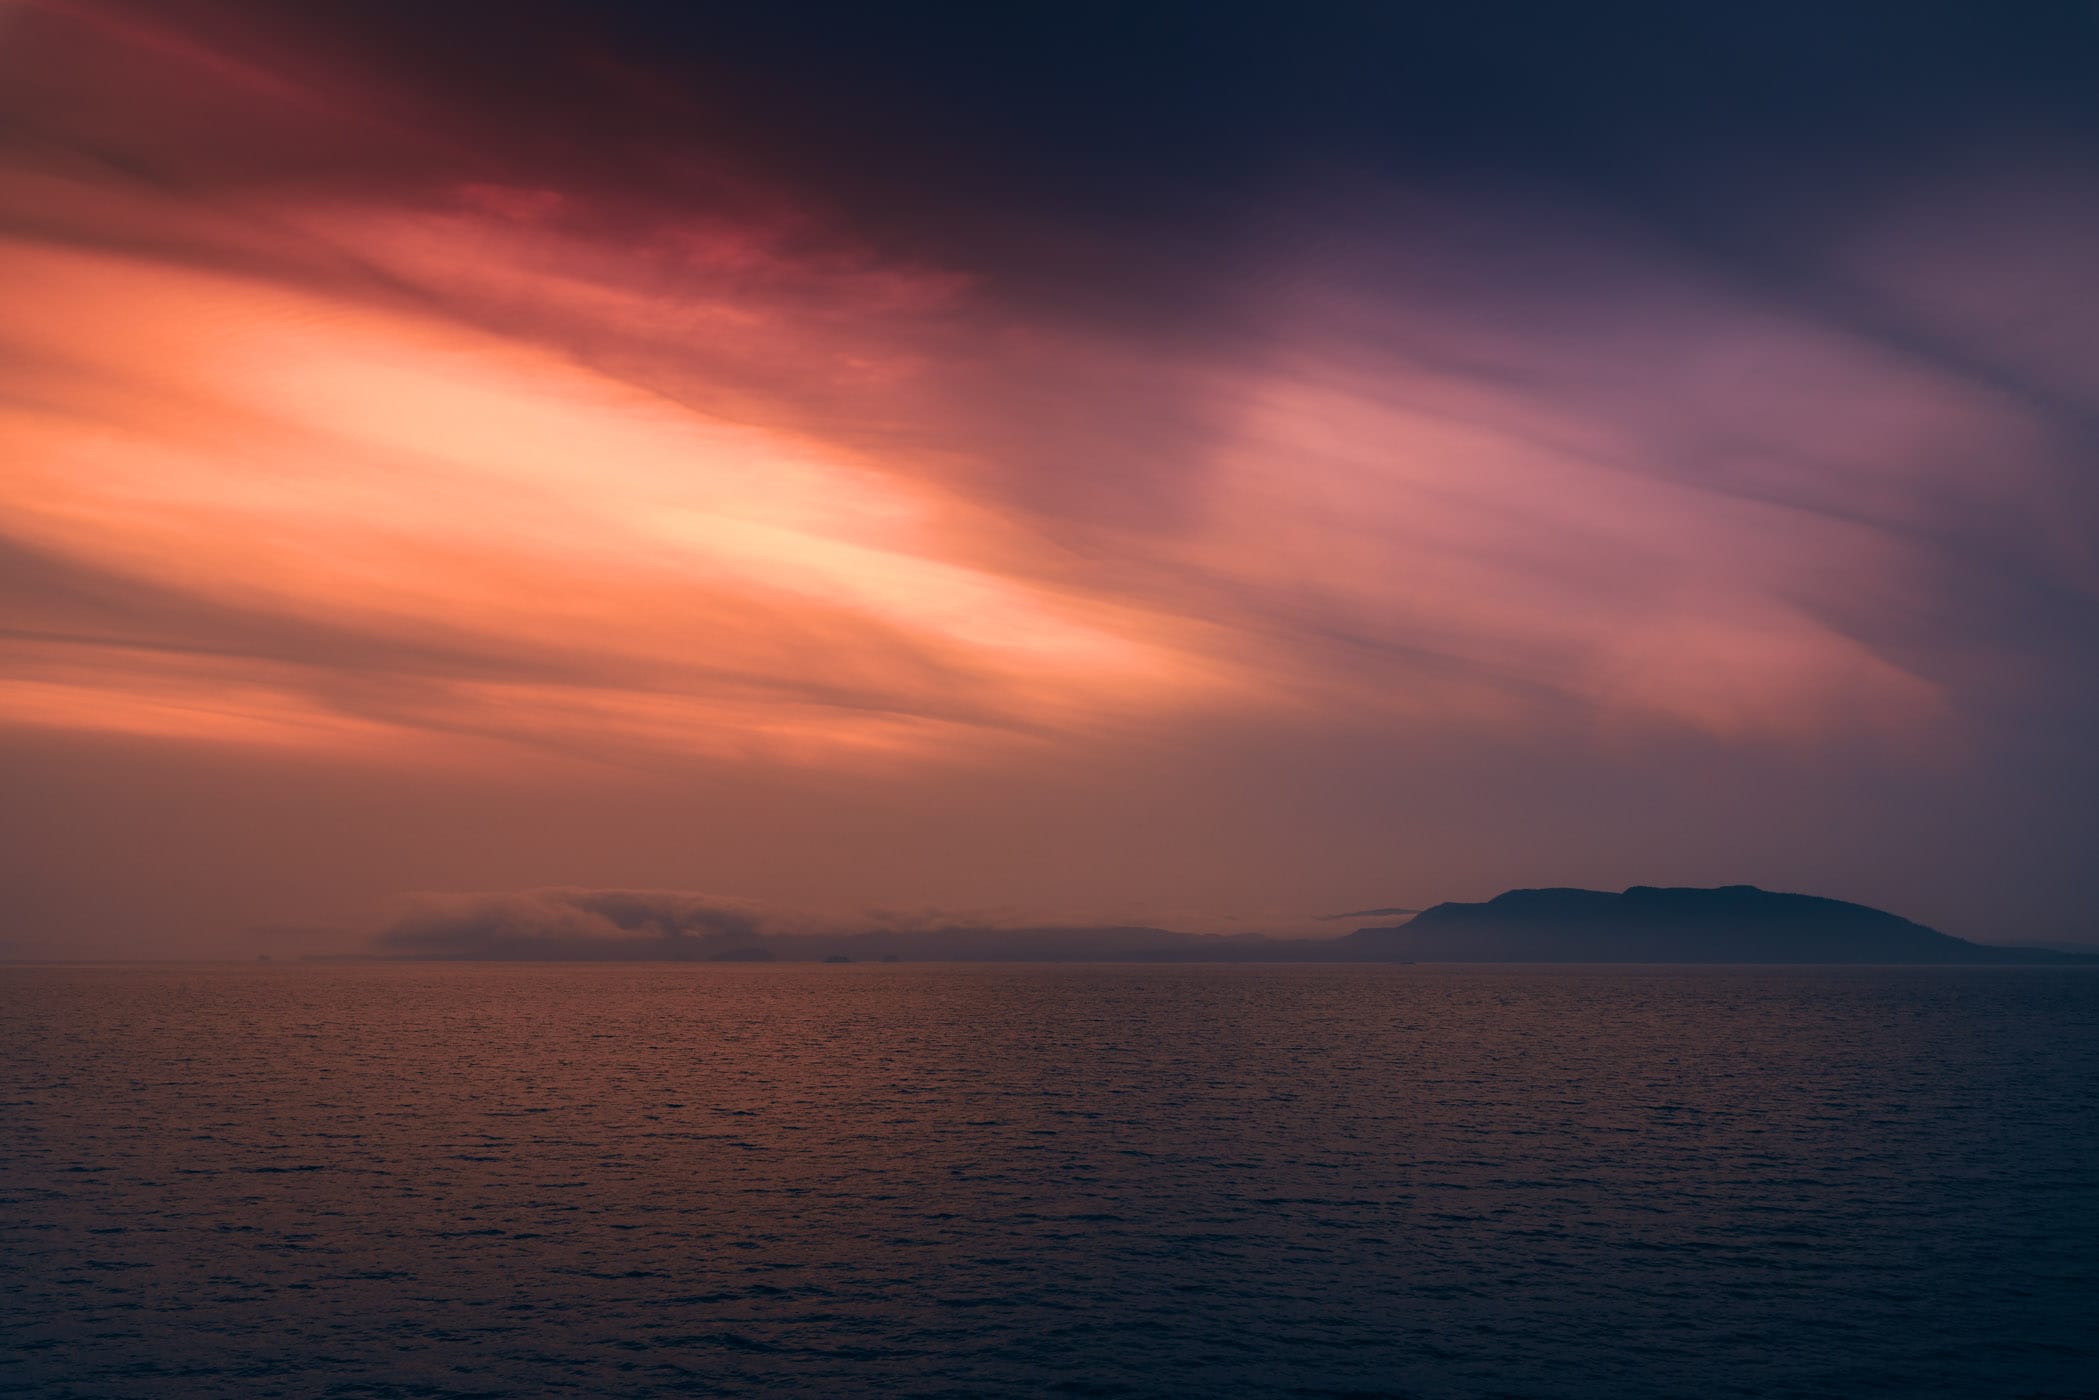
[4,963,2096,1397]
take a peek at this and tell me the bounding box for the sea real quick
[4,963,2095,1398]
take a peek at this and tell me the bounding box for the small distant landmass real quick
[369,884,2090,964]
[1340,885,2092,964]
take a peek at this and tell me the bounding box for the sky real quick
[3,0,2097,957]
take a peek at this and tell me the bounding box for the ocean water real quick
[3,964,2095,1399]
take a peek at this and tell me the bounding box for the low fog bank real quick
[374,888,1360,963]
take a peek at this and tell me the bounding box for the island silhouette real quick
[375,885,2090,964]
[1337,885,2089,964]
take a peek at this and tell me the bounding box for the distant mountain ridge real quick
[1342,885,2089,964]
[370,884,2091,964]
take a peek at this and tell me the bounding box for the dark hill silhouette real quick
[371,885,2089,963]
[1342,885,2088,963]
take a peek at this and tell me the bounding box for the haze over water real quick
[7,962,2096,1398]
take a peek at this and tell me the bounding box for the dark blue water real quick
[4,963,2095,1397]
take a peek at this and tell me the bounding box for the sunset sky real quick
[4,1,2096,956]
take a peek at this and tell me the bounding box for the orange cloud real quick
[5,1,2057,786]
[0,228,1212,767]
